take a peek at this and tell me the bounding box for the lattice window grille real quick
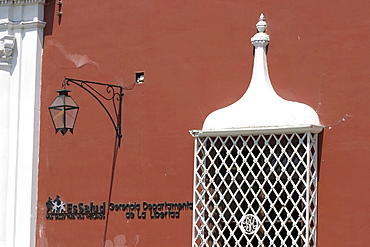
[192,132,318,247]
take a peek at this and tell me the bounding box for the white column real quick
[0,1,45,246]
[0,64,11,247]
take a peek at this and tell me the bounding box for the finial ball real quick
[256,13,267,33]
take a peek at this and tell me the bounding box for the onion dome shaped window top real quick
[190,16,322,247]
[199,14,322,136]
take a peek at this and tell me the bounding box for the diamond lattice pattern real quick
[193,133,318,247]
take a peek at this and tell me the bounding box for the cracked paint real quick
[47,40,99,68]
[326,114,352,129]
[133,235,140,247]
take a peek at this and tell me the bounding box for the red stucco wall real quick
[38,1,370,246]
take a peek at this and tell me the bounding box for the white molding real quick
[190,125,324,137]
[0,35,15,67]
[0,20,46,30]
[0,35,15,57]
[0,0,45,6]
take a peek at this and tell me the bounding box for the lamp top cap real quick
[56,88,71,95]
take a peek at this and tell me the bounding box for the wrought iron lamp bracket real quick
[62,77,124,147]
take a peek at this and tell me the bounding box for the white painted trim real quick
[0,20,46,29]
[0,1,44,246]
[190,125,324,137]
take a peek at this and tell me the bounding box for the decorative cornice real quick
[0,20,46,30]
[0,0,45,5]
[190,125,324,138]
[0,35,15,68]
[0,35,15,57]
[0,0,46,30]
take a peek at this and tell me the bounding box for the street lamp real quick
[48,77,130,245]
[48,77,124,147]
[48,88,79,135]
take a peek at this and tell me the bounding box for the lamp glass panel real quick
[65,108,78,128]
[49,107,65,129]
[65,96,78,107]
[50,96,64,107]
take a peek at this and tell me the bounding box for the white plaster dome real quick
[202,14,320,132]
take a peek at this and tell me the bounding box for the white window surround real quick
[0,1,45,247]
[191,14,323,247]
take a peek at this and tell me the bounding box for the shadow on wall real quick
[44,0,56,36]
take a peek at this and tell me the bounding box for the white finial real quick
[256,13,267,33]
[251,14,269,46]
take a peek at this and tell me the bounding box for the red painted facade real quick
[38,1,370,246]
